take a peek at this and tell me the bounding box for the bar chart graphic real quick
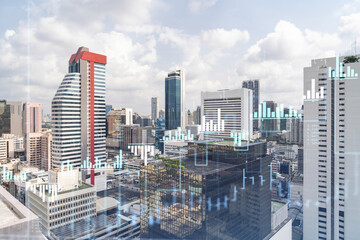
[201,108,225,133]
[160,127,194,143]
[328,56,359,79]
[253,103,302,120]
[128,144,155,165]
[303,79,325,101]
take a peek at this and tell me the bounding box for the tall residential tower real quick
[303,56,360,239]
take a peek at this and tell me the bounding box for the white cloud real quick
[201,28,250,49]
[188,0,218,13]
[339,13,360,36]
[237,20,341,108]
[4,30,15,40]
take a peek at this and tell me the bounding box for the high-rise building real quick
[193,106,201,125]
[107,108,133,135]
[141,116,152,127]
[260,101,278,138]
[186,109,193,125]
[155,118,165,153]
[23,102,42,134]
[151,97,159,125]
[201,89,253,140]
[242,80,260,131]
[2,134,24,159]
[297,147,303,175]
[303,56,360,239]
[26,132,42,168]
[106,124,146,152]
[105,105,113,116]
[285,116,303,145]
[40,131,52,171]
[165,70,185,130]
[0,100,22,137]
[51,47,106,185]
[140,141,272,239]
[280,107,289,131]
[159,109,165,119]
[0,138,6,164]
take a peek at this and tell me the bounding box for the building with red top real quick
[51,47,107,185]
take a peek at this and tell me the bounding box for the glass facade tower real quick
[165,70,185,130]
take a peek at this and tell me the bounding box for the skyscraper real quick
[201,89,253,140]
[303,56,360,239]
[51,47,106,185]
[165,70,185,130]
[0,100,22,137]
[23,102,42,134]
[193,106,201,125]
[242,80,260,131]
[151,97,159,125]
[159,109,165,118]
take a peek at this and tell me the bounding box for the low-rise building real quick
[28,167,96,236]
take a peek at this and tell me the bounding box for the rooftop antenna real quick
[355,39,357,55]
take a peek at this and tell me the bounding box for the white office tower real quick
[303,56,360,240]
[51,47,106,186]
[201,89,253,140]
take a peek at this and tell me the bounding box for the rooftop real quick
[96,197,119,213]
[35,182,93,196]
[271,201,286,214]
[50,214,136,239]
[0,198,21,226]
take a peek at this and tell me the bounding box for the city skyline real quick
[1,0,360,116]
[1,1,360,239]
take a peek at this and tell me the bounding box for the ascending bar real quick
[254,112,258,118]
[202,116,206,131]
[267,108,270,118]
[336,56,339,78]
[347,66,350,77]
[217,109,221,131]
[340,59,343,77]
[320,87,324,98]
[258,104,262,119]
[263,102,266,118]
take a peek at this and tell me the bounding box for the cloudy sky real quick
[1,0,360,116]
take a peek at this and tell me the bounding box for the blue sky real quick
[0,0,359,115]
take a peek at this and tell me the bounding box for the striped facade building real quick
[52,47,106,185]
